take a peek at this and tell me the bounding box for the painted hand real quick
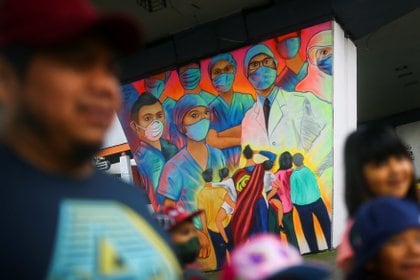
[196,230,211,258]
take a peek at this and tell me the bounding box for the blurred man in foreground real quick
[0,0,181,279]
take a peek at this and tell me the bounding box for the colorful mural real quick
[119,21,333,270]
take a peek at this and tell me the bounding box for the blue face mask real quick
[317,55,332,75]
[277,37,301,59]
[248,66,277,90]
[145,78,165,99]
[212,73,234,93]
[185,118,210,141]
[180,68,201,90]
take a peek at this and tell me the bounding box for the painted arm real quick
[206,128,241,149]
[216,207,229,244]
[269,198,284,226]
[217,125,241,138]
[197,212,211,258]
[163,198,177,207]
[267,188,278,201]
[212,181,230,188]
[259,150,276,162]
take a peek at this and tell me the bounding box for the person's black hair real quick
[218,167,229,181]
[202,168,213,183]
[292,153,304,167]
[176,61,201,74]
[346,261,382,280]
[278,151,293,171]
[130,92,161,122]
[274,30,301,43]
[243,145,253,159]
[263,160,273,171]
[0,45,35,78]
[344,124,417,217]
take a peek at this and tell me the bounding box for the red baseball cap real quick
[0,0,143,54]
[155,206,203,231]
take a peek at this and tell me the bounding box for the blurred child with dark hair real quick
[348,197,420,280]
[155,206,207,279]
[338,125,418,272]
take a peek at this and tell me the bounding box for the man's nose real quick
[88,65,120,103]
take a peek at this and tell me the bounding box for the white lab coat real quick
[241,87,332,172]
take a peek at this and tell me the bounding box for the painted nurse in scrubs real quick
[206,53,254,169]
[157,94,226,261]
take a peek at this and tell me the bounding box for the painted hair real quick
[130,92,161,122]
[263,160,273,171]
[172,94,208,134]
[202,168,213,183]
[243,145,253,159]
[219,167,229,181]
[176,61,201,74]
[292,153,304,167]
[278,151,293,171]
[208,53,237,76]
[344,124,417,216]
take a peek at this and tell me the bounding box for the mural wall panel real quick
[119,21,333,270]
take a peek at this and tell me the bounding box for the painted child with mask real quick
[206,53,254,169]
[337,125,419,273]
[348,197,420,280]
[157,94,226,270]
[130,93,178,210]
[155,206,208,280]
[144,72,185,149]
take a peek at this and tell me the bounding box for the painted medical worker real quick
[178,62,216,105]
[157,94,226,260]
[206,53,255,169]
[119,83,142,150]
[296,29,333,103]
[275,31,308,91]
[130,93,178,210]
[241,43,332,173]
[145,71,185,149]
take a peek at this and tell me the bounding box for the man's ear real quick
[129,121,138,133]
[0,55,20,101]
[0,55,19,135]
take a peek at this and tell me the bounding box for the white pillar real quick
[332,21,357,247]
[119,153,133,184]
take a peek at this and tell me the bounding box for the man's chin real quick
[70,140,102,165]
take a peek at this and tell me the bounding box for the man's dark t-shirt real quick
[0,144,181,279]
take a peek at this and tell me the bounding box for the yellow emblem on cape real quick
[236,174,250,192]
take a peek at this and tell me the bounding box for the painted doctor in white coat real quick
[241,44,332,175]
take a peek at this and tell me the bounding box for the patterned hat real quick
[154,205,202,231]
[222,234,330,280]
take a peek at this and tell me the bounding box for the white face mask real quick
[135,120,164,141]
